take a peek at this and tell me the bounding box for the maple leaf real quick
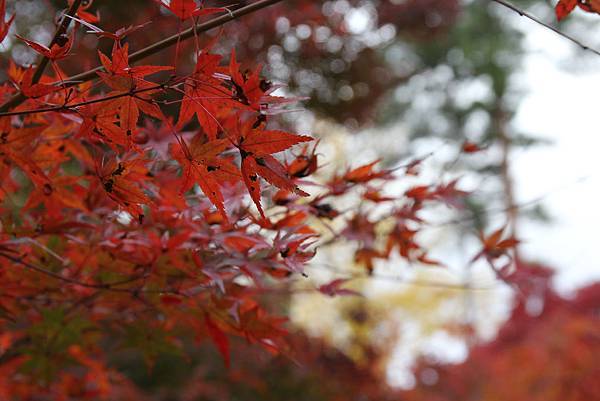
[310,202,340,219]
[228,119,312,218]
[228,50,272,111]
[318,278,361,297]
[24,171,87,217]
[271,211,313,231]
[287,142,319,178]
[237,306,288,349]
[472,226,520,265]
[386,222,420,260]
[17,67,60,98]
[96,155,153,218]
[0,0,14,44]
[574,0,600,15]
[170,134,240,218]
[177,52,230,138]
[0,122,50,187]
[157,0,224,20]
[344,160,392,183]
[342,214,377,247]
[363,188,395,203]
[66,0,100,24]
[227,50,298,114]
[274,231,317,274]
[16,32,74,60]
[355,247,381,273]
[405,185,431,202]
[95,43,171,140]
[432,179,469,209]
[77,103,135,150]
[97,42,172,91]
[555,0,578,20]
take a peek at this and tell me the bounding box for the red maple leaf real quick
[177,52,231,138]
[228,50,307,116]
[96,155,153,218]
[318,279,361,297]
[15,67,60,98]
[97,42,172,90]
[170,134,240,218]
[77,103,135,150]
[472,226,520,266]
[228,119,312,218]
[555,0,578,20]
[16,32,74,60]
[462,141,483,153]
[96,42,171,141]
[0,121,50,188]
[157,0,223,20]
[287,142,319,178]
[344,160,392,183]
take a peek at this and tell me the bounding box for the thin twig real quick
[490,0,600,57]
[0,252,180,295]
[0,83,168,117]
[306,262,502,291]
[0,0,285,113]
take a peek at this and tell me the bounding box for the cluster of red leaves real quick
[0,1,511,399]
[324,161,472,273]
[472,225,519,273]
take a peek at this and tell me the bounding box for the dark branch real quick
[0,251,182,295]
[31,0,83,84]
[0,82,170,117]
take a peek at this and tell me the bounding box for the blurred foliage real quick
[74,263,599,401]
[404,263,600,401]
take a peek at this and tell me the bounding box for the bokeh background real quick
[1,0,599,399]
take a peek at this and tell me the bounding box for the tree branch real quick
[490,0,600,57]
[32,0,83,85]
[0,0,285,113]
[0,251,181,295]
[0,82,170,117]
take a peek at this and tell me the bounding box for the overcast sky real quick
[510,9,600,293]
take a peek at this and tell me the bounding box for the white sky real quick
[510,11,600,293]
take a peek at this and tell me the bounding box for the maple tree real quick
[0,0,591,399]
